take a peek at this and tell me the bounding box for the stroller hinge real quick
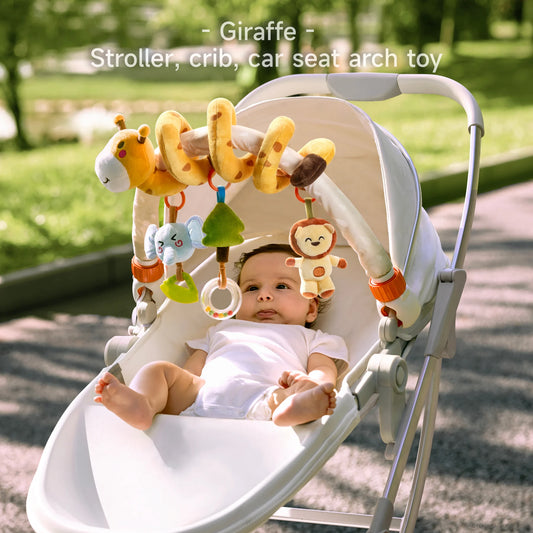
[353,351,408,446]
[425,268,467,359]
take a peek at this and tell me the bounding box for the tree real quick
[380,0,443,56]
[0,0,34,149]
[0,0,146,150]
[345,0,361,57]
[379,0,492,65]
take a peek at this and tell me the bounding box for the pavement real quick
[1,179,532,532]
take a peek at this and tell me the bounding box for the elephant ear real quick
[144,224,159,260]
[186,215,207,249]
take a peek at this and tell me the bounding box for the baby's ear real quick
[306,297,319,323]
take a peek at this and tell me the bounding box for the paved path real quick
[1,181,532,532]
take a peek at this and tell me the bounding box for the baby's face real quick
[236,252,318,326]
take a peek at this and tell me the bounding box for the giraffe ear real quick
[114,114,126,130]
[138,124,150,144]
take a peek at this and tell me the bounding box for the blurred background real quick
[0,0,532,276]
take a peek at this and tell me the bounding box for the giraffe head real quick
[95,114,155,193]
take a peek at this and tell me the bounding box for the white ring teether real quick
[201,277,242,320]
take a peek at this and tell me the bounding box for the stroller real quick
[27,72,483,533]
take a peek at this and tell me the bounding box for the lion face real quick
[292,221,336,259]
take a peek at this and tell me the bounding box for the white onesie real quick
[185,319,349,419]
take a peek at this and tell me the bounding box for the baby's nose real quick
[257,289,273,301]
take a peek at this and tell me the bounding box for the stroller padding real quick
[83,378,360,533]
[85,408,302,531]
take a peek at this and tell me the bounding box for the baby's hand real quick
[278,370,308,388]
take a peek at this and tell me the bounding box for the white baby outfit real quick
[184,319,349,420]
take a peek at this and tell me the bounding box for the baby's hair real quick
[234,243,329,327]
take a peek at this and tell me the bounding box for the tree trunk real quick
[254,23,280,87]
[440,0,457,50]
[2,63,30,150]
[1,22,31,150]
[288,6,303,74]
[347,0,360,52]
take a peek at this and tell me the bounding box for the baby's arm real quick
[279,352,337,389]
[307,352,338,385]
[183,349,207,376]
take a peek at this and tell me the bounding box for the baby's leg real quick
[94,361,204,430]
[271,383,336,427]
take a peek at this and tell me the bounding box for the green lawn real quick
[1,37,531,275]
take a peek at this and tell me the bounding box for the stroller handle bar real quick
[236,73,484,136]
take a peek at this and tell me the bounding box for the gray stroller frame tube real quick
[240,73,481,532]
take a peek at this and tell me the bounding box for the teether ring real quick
[201,277,242,320]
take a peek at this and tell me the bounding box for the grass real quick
[0,144,135,272]
[1,37,532,275]
[22,76,241,104]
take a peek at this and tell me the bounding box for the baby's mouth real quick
[256,309,277,319]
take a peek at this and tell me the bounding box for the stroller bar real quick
[396,74,484,135]
[272,507,403,531]
[452,125,482,269]
[238,73,484,137]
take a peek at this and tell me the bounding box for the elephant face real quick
[145,216,205,266]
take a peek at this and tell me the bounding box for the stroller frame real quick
[239,73,482,532]
[26,73,483,533]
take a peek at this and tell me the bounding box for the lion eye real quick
[319,235,325,240]
[305,237,312,243]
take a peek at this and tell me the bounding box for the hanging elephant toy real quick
[144,215,206,303]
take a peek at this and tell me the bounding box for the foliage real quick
[379,0,493,52]
[0,0,153,149]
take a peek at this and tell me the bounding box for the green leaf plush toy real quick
[202,187,244,287]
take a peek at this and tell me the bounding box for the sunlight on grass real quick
[22,77,241,104]
[0,144,135,274]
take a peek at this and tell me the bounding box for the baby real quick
[94,244,348,429]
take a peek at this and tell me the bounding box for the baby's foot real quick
[94,372,154,430]
[272,383,337,427]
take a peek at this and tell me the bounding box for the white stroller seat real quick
[27,73,482,533]
[82,386,361,533]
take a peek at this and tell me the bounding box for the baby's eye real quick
[276,283,289,290]
[245,285,259,292]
